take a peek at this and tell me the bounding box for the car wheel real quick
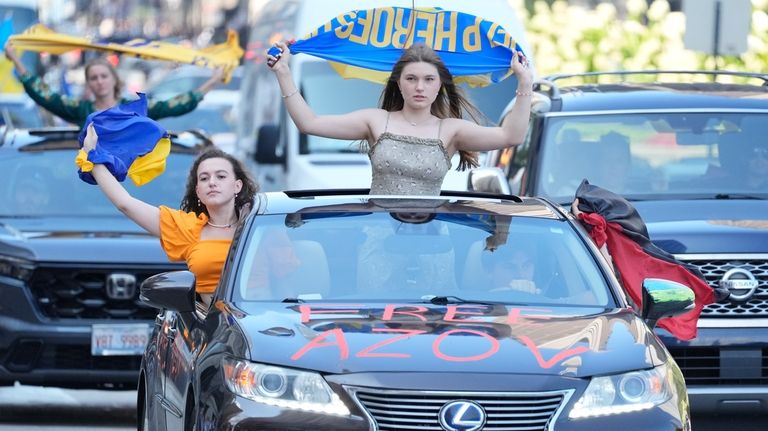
[184,391,197,431]
[137,378,150,431]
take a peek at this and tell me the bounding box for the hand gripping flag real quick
[574,180,728,341]
[283,6,525,87]
[10,24,243,82]
[75,94,171,186]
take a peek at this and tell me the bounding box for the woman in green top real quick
[4,41,225,128]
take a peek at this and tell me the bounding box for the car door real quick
[163,310,200,429]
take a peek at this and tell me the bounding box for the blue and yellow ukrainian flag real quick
[10,24,243,82]
[75,94,170,186]
[287,6,525,87]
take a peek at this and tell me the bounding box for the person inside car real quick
[592,131,632,193]
[483,241,541,295]
[82,124,259,305]
[745,143,768,190]
[4,41,226,129]
[266,42,533,196]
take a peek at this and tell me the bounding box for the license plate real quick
[91,323,151,356]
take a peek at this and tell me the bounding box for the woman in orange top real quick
[82,124,259,305]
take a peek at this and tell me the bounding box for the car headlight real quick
[0,255,35,281]
[569,364,672,419]
[223,358,350,416]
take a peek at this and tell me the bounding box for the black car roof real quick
[535,70,768,113]
[255,189,565,219]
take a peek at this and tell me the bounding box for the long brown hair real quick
[84,58,123,100]
[180,147,259,221]
[379,44,483,170]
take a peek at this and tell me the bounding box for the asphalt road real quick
[1,383,767,430]
[0,383,135,429]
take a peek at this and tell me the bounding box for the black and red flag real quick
[573,180,729,341]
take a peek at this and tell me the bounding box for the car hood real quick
[235,303,662,378]
[634,200,768,254]
[0,215,170,263]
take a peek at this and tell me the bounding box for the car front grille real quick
[679,257,768,316]
[28,264,181,320]
[667,347,768,386]
[45,345,143,370]
[350,387,571,431]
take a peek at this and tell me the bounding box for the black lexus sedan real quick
[138,190,694,431]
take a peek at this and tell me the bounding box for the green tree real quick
[511,0,768,84]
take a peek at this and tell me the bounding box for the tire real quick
[137,378,150,431]
[184,390,197,431]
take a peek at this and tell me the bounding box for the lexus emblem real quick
[106,273,137,300]
[720,268,758,302]
[438,400,486,431]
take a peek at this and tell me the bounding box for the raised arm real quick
[451,51,534,153]
[266,41,374,141]
[5,41,85,125]
[82,124,162,236]
[195,67,226,95]
[4,41,29,75]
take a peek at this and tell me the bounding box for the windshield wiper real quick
[714,194,765,200]
[420,295,506,306]
[281,297,304,303]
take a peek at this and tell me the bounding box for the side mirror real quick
[254,124,285,164]
[467,167,511,194]
[139,270,197,314]
[641,278,695,329]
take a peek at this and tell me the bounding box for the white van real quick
[236,0,532,191]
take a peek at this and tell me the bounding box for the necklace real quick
[206,220,233,229]
[401,111,430,126]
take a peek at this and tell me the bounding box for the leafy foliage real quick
[511,0,768,84]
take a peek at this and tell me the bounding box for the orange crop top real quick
[159,206,231,295]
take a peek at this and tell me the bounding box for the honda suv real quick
[484,70,768,415]
[0,126,208,389]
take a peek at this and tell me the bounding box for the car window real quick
[0,148,193,217]
[233,211,612,307]
[537,112,768,202]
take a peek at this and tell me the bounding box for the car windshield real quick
[0,148,192,217]
[232,208,612,307]
[533,112,768,203]
[300,61,519,154]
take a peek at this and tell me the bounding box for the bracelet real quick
[282,88,299,99]
[515,90,533,97]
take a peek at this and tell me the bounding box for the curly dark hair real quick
[180,147,259,221]
[378,44,485,171]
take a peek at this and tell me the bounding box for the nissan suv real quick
[0,126,208,389]
[485,70,768,415]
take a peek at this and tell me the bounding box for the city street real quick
[0,384,135,430]
[1,384,768,430]
[2,0,768,430]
